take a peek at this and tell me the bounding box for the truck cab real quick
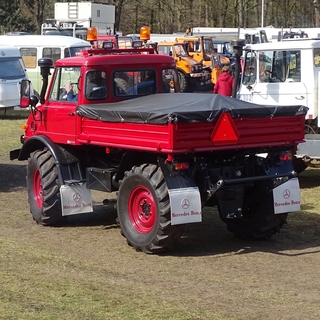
[238,39,320,169]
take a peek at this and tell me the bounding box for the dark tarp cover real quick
[76,93,308,124]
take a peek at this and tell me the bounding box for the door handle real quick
[295,96,305,100]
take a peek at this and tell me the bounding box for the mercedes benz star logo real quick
[181,199,190,209]
[73,193,81,202]
[283,189,290,199]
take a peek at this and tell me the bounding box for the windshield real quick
[173,44,188,57]
[0,58,25,80]
[203,39,214,54]
[65,46,91,58]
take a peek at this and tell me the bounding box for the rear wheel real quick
[117,164,184,253]
[222,182,287,240]
[27,149,62,225]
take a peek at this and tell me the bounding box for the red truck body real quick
[11,45,307,253]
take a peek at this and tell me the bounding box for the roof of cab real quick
[0,35,91,47]
[245,39,320,51]
[0,45,22,58]
[55,52,176,67]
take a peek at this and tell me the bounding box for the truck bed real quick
[76,93,307,153]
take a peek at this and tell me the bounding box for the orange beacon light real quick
[140,26,150,41]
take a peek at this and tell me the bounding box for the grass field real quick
[1,109,320,320]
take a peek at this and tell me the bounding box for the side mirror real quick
[20,79,31,109]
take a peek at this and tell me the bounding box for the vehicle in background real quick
[157,41,204,92]
[0,35,91,95]
[237,38,320,173]
[176,35,228,87]
[97,35,139,49]
[212,40,235,64]
[41,1,115,39]
[0,45,32,110]
[5,31,31,36]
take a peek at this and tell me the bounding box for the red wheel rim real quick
[128,186,157,234]
[33,168,43,208]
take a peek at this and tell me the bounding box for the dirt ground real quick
[1,155,320,319]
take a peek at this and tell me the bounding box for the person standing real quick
[214,65,234,97]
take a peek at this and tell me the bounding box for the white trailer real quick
[41,2,116,39]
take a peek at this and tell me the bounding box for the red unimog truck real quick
[10,38,307,253]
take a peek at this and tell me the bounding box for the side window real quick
[114,70,156,97]
[43,47,61,65]
[287,51,301,82]
[242,52,256,85]
[85,70,107,100]
[259,51,273,82]
[49,67,81,102]
[158,46,170,56]
[20,48,37,69]
[162,68,177,93]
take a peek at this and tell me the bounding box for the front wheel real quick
[178,71,189,92]
[27,148,62,225]
[117,164,184,253]
[221,182,287,240]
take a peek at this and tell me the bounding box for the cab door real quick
[43,66,81,144]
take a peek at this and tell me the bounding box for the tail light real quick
[173,162,189,171]
[279,151,293,161]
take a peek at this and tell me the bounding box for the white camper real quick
[0,35,91,94]
[0,45,31,109]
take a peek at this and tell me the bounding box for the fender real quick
[16,135,80,185]
[158,157,196,190]
[17,135,78,164]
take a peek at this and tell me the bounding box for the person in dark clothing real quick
[213,65,234,97]
[86,71,107,99]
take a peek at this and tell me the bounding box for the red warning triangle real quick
[211,113,239,145]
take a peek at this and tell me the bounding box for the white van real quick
[0,35,91,94]
[0,45,30,109]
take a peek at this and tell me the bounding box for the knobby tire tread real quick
[117,164,184,253]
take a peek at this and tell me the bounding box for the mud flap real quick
[60,184,93,216]
[169,187,202,225]
[273,178,300,214]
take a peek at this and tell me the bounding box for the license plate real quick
[238,94,252,102]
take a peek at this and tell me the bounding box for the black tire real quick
[292,156,307,174]
[27,148,62,225]
[178,71,189,92]
[117,164,184,253]
[222,182,287,240]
